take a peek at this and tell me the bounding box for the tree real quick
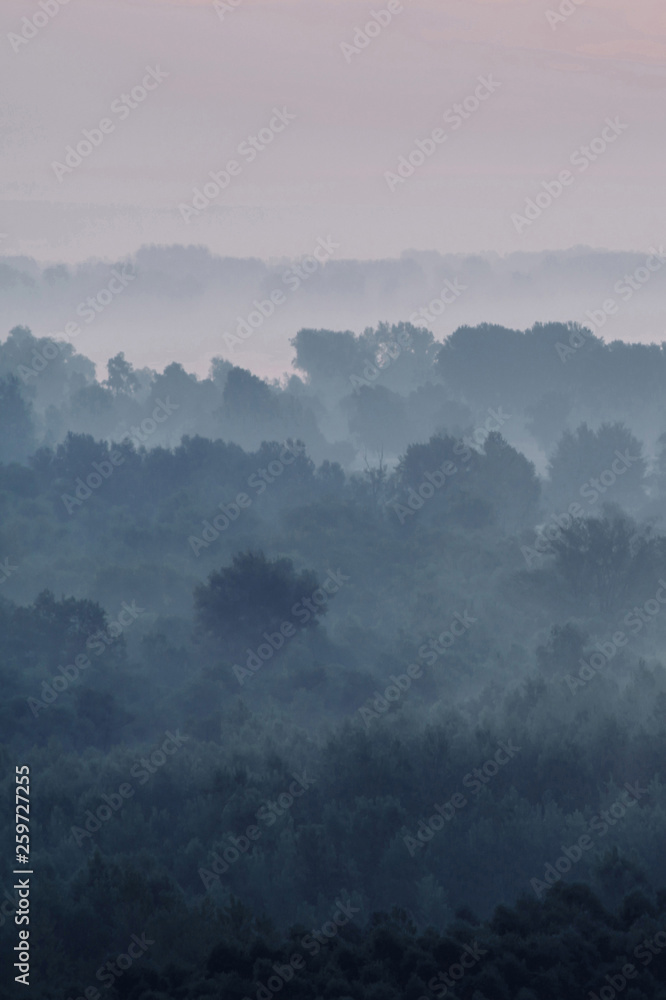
[346,385,411,452]
[543,509,662,614]
[10,590,111,670]
[547,423,647,514]
[393,431,539,531]
[536,623,587,677]
[104,352,140,395]
[395,433,460,492]
[223,367,278,422]
[472,431,541,531]
[0,374,36,462]
[291,328,368,384]
[524,391,571,453]
[194,551,324,652]
[34,431,119,489]
[363,450,389,506]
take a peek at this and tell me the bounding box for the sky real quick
[2,0,665,266]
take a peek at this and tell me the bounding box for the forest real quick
[2,318,666,998]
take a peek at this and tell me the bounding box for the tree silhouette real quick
[194,551,324,651]
[0,374,35,462]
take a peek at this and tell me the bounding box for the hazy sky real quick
[2,0,665,265]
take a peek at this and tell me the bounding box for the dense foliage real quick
[2,320,666,997]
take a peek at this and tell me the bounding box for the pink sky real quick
[1,0,665,263]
